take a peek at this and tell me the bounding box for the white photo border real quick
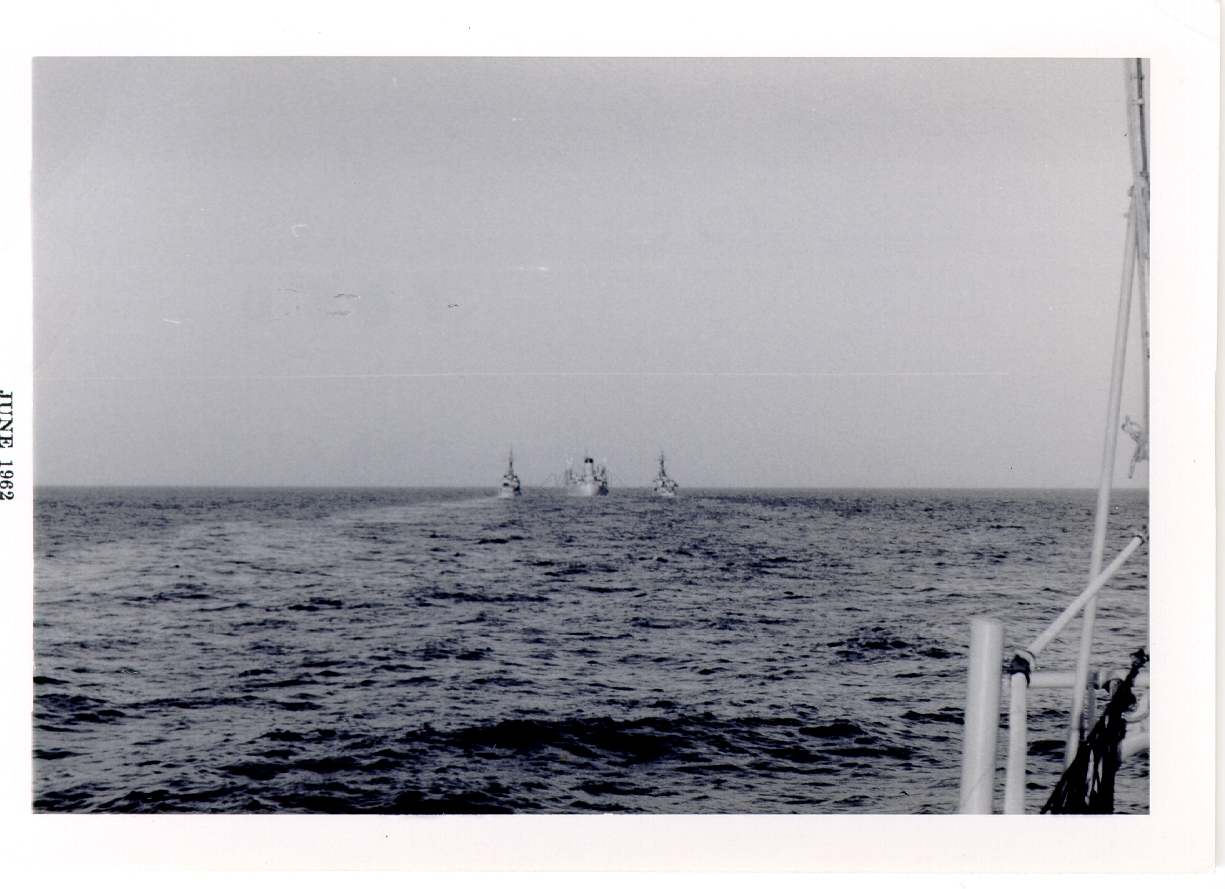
[1,0,1218,876]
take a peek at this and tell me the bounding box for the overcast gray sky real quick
[33,57,1147,488]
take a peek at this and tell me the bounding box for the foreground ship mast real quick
[1062,55,1150,770]
[958,59,1150,815]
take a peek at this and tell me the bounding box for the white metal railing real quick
[957,532,1147,815]
[958,617,1004,813]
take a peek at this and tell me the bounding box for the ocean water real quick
[32,487,1149,814]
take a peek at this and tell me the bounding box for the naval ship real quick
[564,456,609,496]
[652,453,678,497]
[498,451,521,498]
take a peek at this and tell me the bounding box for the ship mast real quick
[1065,58,1150,766]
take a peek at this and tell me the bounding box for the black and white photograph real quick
[3,1,1219,876]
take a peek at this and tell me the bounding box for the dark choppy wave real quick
[36,709,938,813]
[33,487,1148,813]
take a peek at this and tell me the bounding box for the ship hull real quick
[653,477,678,497]
[569,481,608,497]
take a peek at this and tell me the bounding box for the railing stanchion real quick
[1004,671,1029,814]
[959,617,1004,813]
